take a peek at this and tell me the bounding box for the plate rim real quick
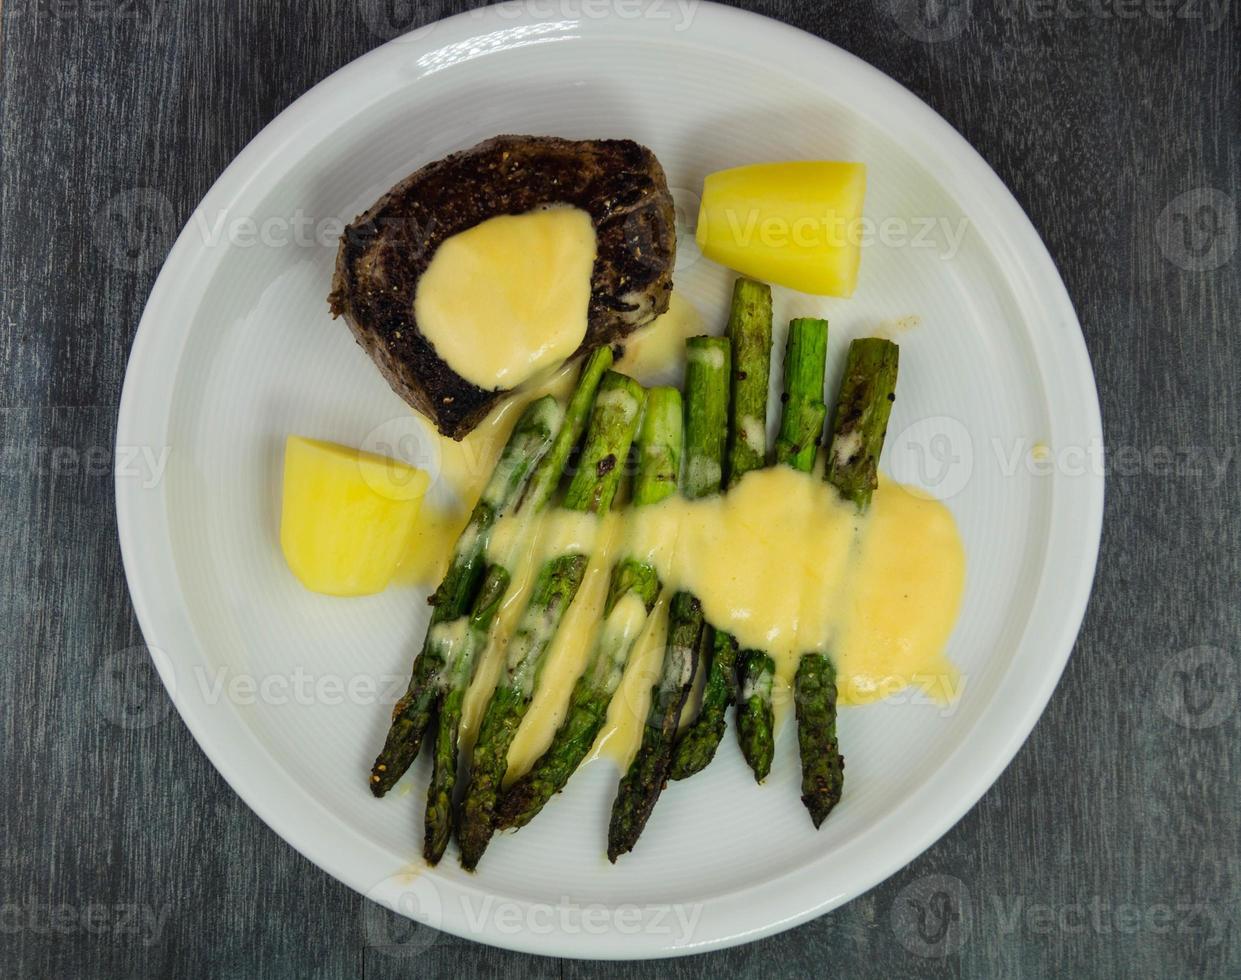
[115,0,1104,959]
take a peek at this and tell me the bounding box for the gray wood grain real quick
[1,0,1237,976]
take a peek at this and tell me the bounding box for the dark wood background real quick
[2,0,1237,976]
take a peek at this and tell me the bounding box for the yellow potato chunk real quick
[695,161,867,297]
[280,436,430,596]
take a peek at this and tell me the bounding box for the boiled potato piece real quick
[696,161,866,297]
[280,436,430,596]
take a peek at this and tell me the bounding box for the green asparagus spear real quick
[723,278,774,483]
[418,349,614,858]
[423,565,508,862]
[608,336,729,861]
[669,279,772,781]
[774,318,830,470]
[680,336,731,499]
[369,395,563,796]
[522,346,617,513]
[668,629,739,780]
[794,652,842,828]
[735,649,775,781]
[631,388,683,506]
[495,388,682,832]
[607,591,707,861]
[734,317,829,783]
[824,338,900,512]
[458,372,646,870]
[796,337,899,827]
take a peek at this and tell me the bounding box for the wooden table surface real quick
[2,0,1237,976]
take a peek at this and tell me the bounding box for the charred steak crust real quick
[328,135,676,439]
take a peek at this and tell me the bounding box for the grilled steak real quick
[329,135,676,439]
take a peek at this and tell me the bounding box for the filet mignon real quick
[329,135,677,439]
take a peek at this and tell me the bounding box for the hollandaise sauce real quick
[450,466,965,776]
[411,300,965,778]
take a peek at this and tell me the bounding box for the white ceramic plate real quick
[116,2,1103,959]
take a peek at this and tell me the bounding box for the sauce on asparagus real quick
[433,290,700,509]
[433,362,580,506]
[408,312,963,789]
[462,465,965,778]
